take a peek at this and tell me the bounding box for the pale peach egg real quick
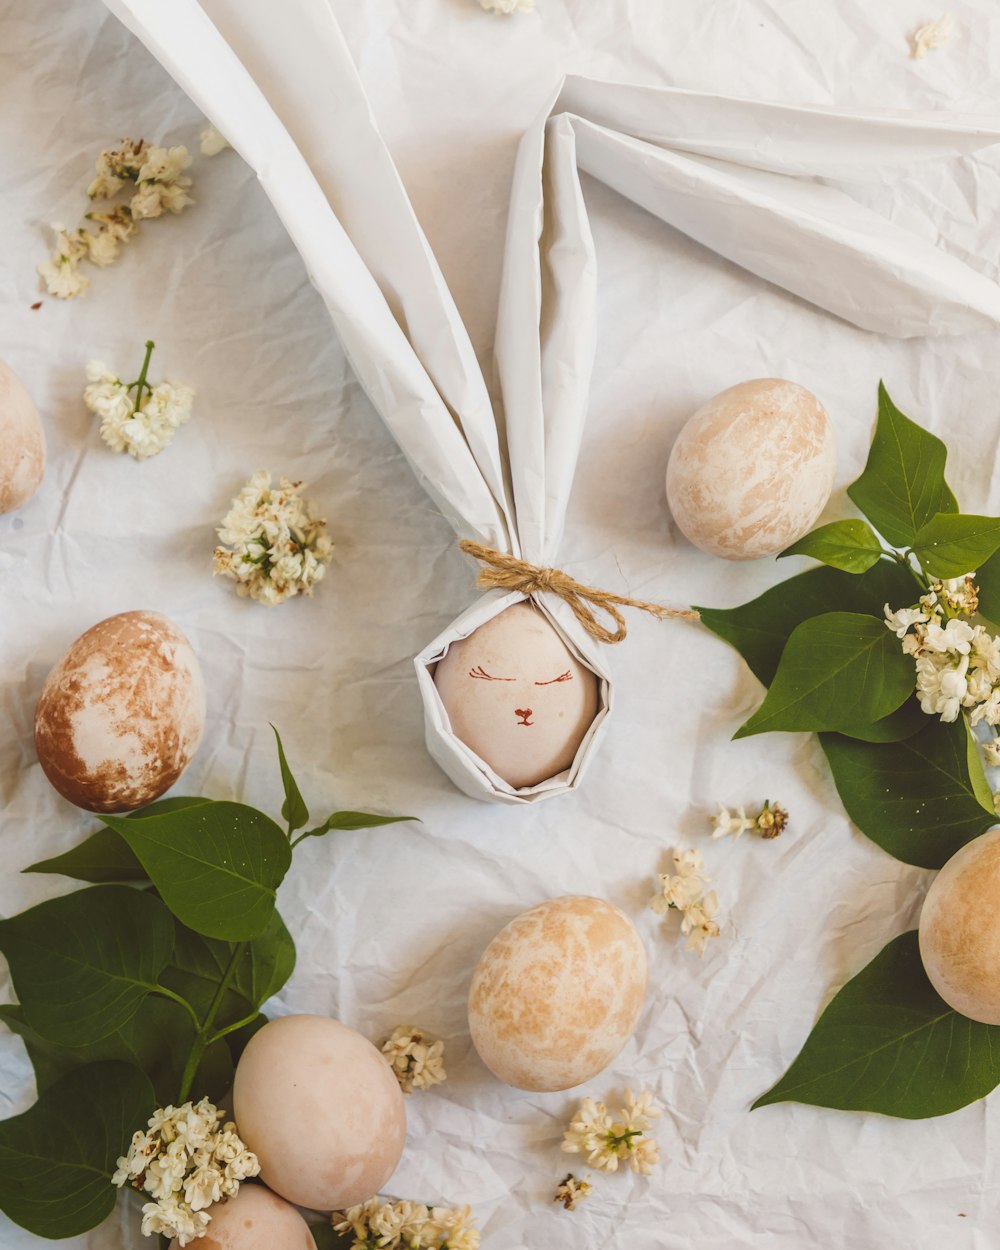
[168,1183,316,1250]
[0,359,45,514]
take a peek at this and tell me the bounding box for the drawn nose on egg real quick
[515,708,534,726]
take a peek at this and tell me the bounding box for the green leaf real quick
[780,519,884,574]
[0,1061,154,1238]
[976,546,1000,628]
[966,720,997,814]
[821,717,996,869]
[101,801,292,941]
[160,911,295,1029]
[299,811,419,841]
[911,513,1000,580]
[23,797,211,884]
[271,725,309,833]
[735,612,914,738]
[0,998,232,1107]
[0,885,174,1046]
[837,696,925,744]
[753,931,1000,1118]
[847,382,958,547]
[697,560,916,687]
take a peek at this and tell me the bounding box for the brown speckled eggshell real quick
[168,1183,316,1250]
[467,895,648,1092]
[233,1015,406,1211]
[0,359,45,514]
[666,378,836,560]
[34,610,205,813]
[919,828,1000,1024]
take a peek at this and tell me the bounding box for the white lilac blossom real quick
[84,341,194,460]
[478,0,535,12]
[200,125,230,156]
[40,138,193,298]
[332,1199,480,1250]
[553,1173,593,1210]
[912,13,955,58]
[650,847,722,956]
[561,1088,661,1176]
[213,471,334,606]
[112,1098,259,1247]
[381,1025,447,1094]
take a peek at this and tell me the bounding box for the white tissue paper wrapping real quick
[100,0,1000,803]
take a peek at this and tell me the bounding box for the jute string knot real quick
[458,540,700,646]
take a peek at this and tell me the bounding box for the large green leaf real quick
[0,998,232,1108]
[735,612,913,738]
[976,546,1000,628]
[101,801,292,941]
[0,885,174,1046]
[0,1061,154,1238]
[780,519,884,574]
[753,931,1000,1118]
[847,382,958,547]
[911,513,1000,580]
[298,811,418,842]
[23,797,211,884]
[837,696,924,744]
[696,560,916,687]
[821,717,996,869]
[272,725,309,834]
[160,911,295,1028]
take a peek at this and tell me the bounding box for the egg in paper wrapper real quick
[666,377,836,560]
[167,1183,315,1250]
[0,359,45,514]
[34,610,205,812]
[468,895,648,1091]
[233,1014,406,1211]
[433,602,599,789]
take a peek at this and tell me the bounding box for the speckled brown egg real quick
[168,1183,316,1250]
[467,895,648,1092]
[919,828,1000,1023]
[0,359,45,514]
[34,610,205,812]
[666,378,836,560]
[233,1014,406,1210]
[433,603,599,789]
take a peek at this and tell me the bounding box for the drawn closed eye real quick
[469,665,515,682]
[535,670,573,685]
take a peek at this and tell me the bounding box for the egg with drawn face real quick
[433,602,599,789]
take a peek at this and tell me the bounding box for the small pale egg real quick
[919,828,1000,1023]
[34,610,205,812]
[433,602,598,789]
[665,378,836,560]
[233,1014,406,1210]
[0,359,45,515]
[168,1183,316,1250]
[468,895,648,1092]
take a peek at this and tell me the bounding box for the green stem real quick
[290,830,313,850]
[176,939,247,1103]
[129,339,155,411]
[207,1007,262,1046]
[148,984,201,1030]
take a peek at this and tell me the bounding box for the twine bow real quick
[458,540,700,645]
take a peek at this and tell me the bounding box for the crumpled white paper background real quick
[2,0,1000,1246]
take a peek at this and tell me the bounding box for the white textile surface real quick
[3,1,1000,1247]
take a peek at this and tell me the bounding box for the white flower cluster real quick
[84,354,194,460]
[479,0,535,12]
[200,125,230,156]
[712,799,788,841]
[381,1025,447,1094]
[112,1098,259,1247]
[913,12,954,58]
[561,1088,661,1176]
[39,138,194,299]
[214,471,334,606]
[332,1198,480,1250]
[650,848,721,956]
[553,1173,592,1211]
[886,577,1000,726]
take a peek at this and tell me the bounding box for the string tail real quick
[457,539,699,646]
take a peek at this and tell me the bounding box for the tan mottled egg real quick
[0,359,45,514]
[233,1015,406,1210]
[433,602,599,789]
[919,828,1000,1023]
[168,1183,316,1250]
[467,895,648,1092]
[665,378,836,560]
[34,610,205,813]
